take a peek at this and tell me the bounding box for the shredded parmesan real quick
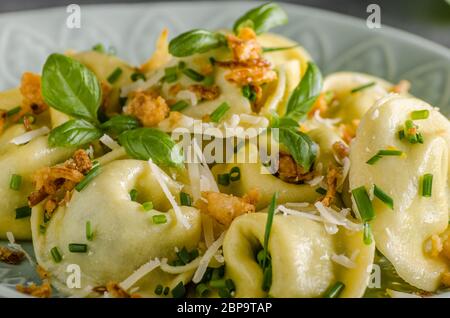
[314,202,362,232]
[176,90,198,106]
[160,257,201,274]
[305,175,324,186]
[148,160,190,229]
[336,157,350,191]
[277,205,323,222]
[284,202,309,209]
[119,258,161,291]
[99,134,120,150]
[193,232,226,283]
[6,232,34,266]
[313,110,341,127]
[331,253,356,268]
[386,289,421,298]
[202,214,215,248]
[9,126,50,145]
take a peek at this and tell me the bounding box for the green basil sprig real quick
[42,53,102,123]
[100,115,139,136]
[169,29,227,57]
[118,128,183,167]
[278,128,317,171]
[48,119,103,147]
[284,61,323,121]
[233,2,288,35]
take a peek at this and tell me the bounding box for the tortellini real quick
[350,95,450,291]
[223,212,375,297]
[31,160,202,296]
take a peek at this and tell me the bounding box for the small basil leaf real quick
[169,29,227,57]
[233,3,288,35]
[278,127,317,171]
[285,62,323,122]
[48,119,103,147]
[118,128,183,167]
[270,112,298,129]
[100,115,140,136]
[42,53,102,122]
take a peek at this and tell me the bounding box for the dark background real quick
[0,0,449,48]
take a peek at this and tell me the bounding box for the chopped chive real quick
[50,247,62,263]
[75,165,101,192]
[417,132,424,144]
[411,110,429,120]
[129,189,138,201]
[421,174,433,197]
[261,193,278,292]
[351,82,376,93]
[107,67,123,84]
[242,85,257,102]
[170,100,189,112]
[9,174,22,191]
[225,279,236,292]
[86,221,94,241]
[203,75,215,86]
[39,224,46,234]
[68,243,88,253]
[178,61,186,70]
[15,206,31,219]
[366,149,403,165]
[92,43,105,53]
[218,288,231,298]
[256,250,266,267]
[130,72,146,82]
[323,281,345,298]
[154,284,163,295]
[182,68,205,82]
[229,166,241,182]
[209,279,227,289]
[373,185,394,210]
[196,283,210,297]
[262,45,299,53]
[351,186,375,222]
[171,281,186,298]
[6,106,21,117]
[217,173,230,186]
[316,187,327,195]
[142,201,153,211]
[176,247,190,265]
[180,192,192,206]
[363,222,373,245]
[210,102,230,123]
[164,66,178,83]
[163,286,170,296]
[152,214,167,224]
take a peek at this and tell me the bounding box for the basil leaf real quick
[42,53,102,122]
[100,115,140,136]
[285,62,323,122]
[169,29,226,57]
[118,128,183,167]
[233,3,288,35]
[278,127,317,171]
[48,119,103,147]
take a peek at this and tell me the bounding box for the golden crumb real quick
[16,281,51,298]
[71,149,93,174]
[188,84,221,101]
[124,91,169,127]
[20,72,48,115]
[227,27,261,62]
[277,152,315,184]
[36,265,50,280]
[390,80,411,94]
[332,141,350,159]
[0,246,25,265]
[321,164,340,207]
[196,191,256,226]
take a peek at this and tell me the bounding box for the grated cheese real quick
[193,232,226,283]
[148,160,190,229]
[336,157,350,191]
[160,257,201,274]
[277,205,323,222]
[331,253,356,268]
[9,126,50,145]
[305,175,324,186]
[119,258,160,291]
[99,134,120,150]
[314,202,362,232]
[176,90,198,106]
